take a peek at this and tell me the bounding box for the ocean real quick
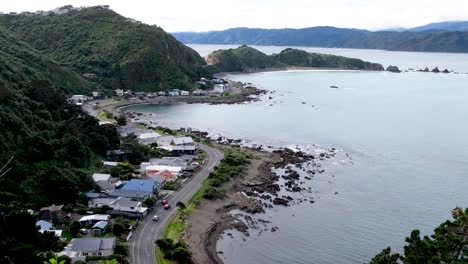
[124,45,468,263]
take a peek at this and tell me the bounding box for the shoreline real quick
[214,66,379,78]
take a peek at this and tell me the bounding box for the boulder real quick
[431,67,440,73]
[386,65,401,73]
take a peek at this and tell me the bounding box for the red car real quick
[162,199,168,205]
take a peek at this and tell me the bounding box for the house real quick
[109,189,153,201]
[137,131,161,145]
[147,92,157,98]
[149,157,187,168]
[214,84,228,93]
[106,149,129,161]
[40,204,64,221]
[68,95,88,105]
[168,91,179,96]
[92,173,121,192]
[124,90,133,96]
[91,221,108,236]
[88,197,148,218]
[91,91,101,99]
[59,237,116,262]
[79,214,111,225]
[146,173,166,187]
[171,145,196,156]
[155,135,176,147]
[121,179,156,193]
[102,161,119,167]
[192,89,207,96]
[36,220,53,233]
[180,90,190,96]
[157,91,166,96]
[115,89,124,97]
[172,137,194,146]
[134,92,146,98]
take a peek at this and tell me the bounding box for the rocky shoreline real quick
[171,128,345,264]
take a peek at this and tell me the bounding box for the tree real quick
[112,222,125,237]
[69,221,81,237]
[171,246,192,263]
[370,207,468,263]
[176,201,186,211]
[115,115,127,126]
[43,256,65,264]
[114,243,128,256]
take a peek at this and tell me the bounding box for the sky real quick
[1,0,468,32]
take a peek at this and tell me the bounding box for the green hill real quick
[206,46,384,72]
[0,26,91,94]
[0,6,207,91]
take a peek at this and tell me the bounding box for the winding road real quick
[129,144,223,264]
[83,101,223,264]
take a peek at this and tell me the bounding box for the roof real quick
[90,198,117,206]
[102,161,119,166]
[172,145,196,151]
[138,132,161,139]
[122,179,155,193]
[172,137,194,145]
[79,214,110,222]
[40,204,63,212]
[156,135,176,147]
[92,173,111,182]
[147,174,166,185]
[109,189,152,199]
[145,165,183,173]
[92,221,108,230]
[113,198,141,209]
[85,192,102,199]
[149,157,187,167]
[69,237,115,252]
[36,220,53,232]
[95,180,114,191]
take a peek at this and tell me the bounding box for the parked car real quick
[163,204,171,210]
[152,215,159,221]
[162,199,169,205]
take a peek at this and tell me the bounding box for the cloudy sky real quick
[1,0,468,32]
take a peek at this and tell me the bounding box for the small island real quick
[205,45,385,73]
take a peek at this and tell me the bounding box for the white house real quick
[157,91,166,96]
[192,89,207,96]
[168,91,179,96]
[137,131,161,145]
[115,89,124,97]
[88,197,148,217]
[180,90,190,96]
[91,173,119,192]
[59,237,116,262]
[172,137,194,146]
[36,220,53,233]
[69,95,88,105]
[79,214,111,225]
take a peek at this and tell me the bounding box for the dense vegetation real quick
[206,46,384,72]
[370,208,468,263]
[173,26,468,53]
[0,6,207,91]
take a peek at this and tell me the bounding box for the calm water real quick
[124,47,468,264]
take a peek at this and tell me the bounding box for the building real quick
[149,157,187,168]
[68,95,88,105]
[172,137,194,146]
[59,237,116,262]
[192,89,207,96]
[115,89,124,97]
[88,197,148,218]
[157,91,166,96]
[134,92,146,98]
[109,189,153,201]
[137,131,161,145]
[155,135,176,147]
[79,214,111,225]
[168,91,179,96]
[91,91,101,99]
[36,220,53,233]
[214,84,228,93]
[40,204,64,221]
[171,145,196,156]
[91,221,108,236]
[92,173,121,192]
[106,149,129,161]
[180,90,190,96]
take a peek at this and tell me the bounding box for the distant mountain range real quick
[172,21,468,53]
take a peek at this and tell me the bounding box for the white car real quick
[152,215,159,221]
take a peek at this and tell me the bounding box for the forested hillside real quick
[0,6,207,91]
[206,46,384,72]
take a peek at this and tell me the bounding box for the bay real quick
[123,46,468,263]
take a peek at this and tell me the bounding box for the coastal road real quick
[129,143,223,264]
